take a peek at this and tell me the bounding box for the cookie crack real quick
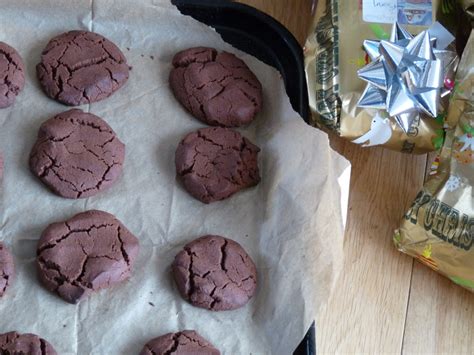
[0,47,21,72]
[216,54,248,71]
[236,86,259,108]
[184,248,196,300]
[37,151,56,178]
[145,345,158,355]
[96,135,116,148]
[48,42,71,65]
[180,332,209,348]
[193,71,231,91]
[76,161,119,198]
[41,141,117,196]
[196,130,225,150]
[105,67,119,87]
[173,48,217,68]
[80,142,112,164]
[37,256,72,290]
[47,131,74,143]
[189,91,206,119]
[40,339,47,355]
[116,226,130,266]
[209,283,219,310]
[220,240,228,273]
[73,255,91,289]
[38,151,83,196]
[63,53,110,72]
[163,332,180,355]
[183,65,207,119]
[38,223,115,253]
[1,274,9,295]
[69,165,95,176]
[232,75,260,90]
[223,273,255,293]
[0,56,22,97]
[240,275,256,295]
[54,115,111,133]
[100,41,125,65]
[49,167,82,197]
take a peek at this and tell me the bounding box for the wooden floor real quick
[237,1,474,353]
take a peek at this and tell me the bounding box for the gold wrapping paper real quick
[304,0,459,153]
[395,29,474,291]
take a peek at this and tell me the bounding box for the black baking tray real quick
[171,1,315,354]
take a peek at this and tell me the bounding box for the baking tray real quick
[171,1,315,354]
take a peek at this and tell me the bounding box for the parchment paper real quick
[0,1,350,353]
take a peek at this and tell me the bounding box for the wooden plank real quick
[403,263,474,354]
[235,0,313,45]
[316,143,425,353]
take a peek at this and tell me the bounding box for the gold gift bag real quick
[395,29,474,290]
[304,0,464,153]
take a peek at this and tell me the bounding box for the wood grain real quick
[315,145,425,353]
[235,0,313,45]
[403,263,474,354]
[235,1,473,354]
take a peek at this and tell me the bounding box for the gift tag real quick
[363,0,433,26]
[362,0,398,24]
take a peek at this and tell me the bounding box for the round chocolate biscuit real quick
[36,210,139,304]
[169,47,262,127]
[29,109,125,199]
[37,30,129,106]
[175,127,260,204]
[0,243,14,297]
[172,235,257,311]
[0,331,57,355]
[0,41,25,109]
[140,330,220,355]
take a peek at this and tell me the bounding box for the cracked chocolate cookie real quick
[172,235,257,311]
[29,109,125,199]
[175,127,260,204]
[140,330,220,355]
[0,331,57,355]
[37,30,129,106]
[169,47,262,127]
[0,41,25,109]
[0,243,14,297]
[36,210,139,304]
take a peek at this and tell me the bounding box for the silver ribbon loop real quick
[357,22,456,133]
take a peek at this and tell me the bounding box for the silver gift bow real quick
[357,22,457,132]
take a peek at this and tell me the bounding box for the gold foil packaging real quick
[395,29,474,291]
[305,0,461,153]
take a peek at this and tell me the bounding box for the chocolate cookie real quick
[169,47,262,127]
[140,330,219,355]
[36,210,139,304]
[29,109,125,199]
[0,42,25,108]
[172,235,257,311]
[37,30,129,106]
[0,331,57,355]
[0,243,14,297]
[175,127,260,204]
